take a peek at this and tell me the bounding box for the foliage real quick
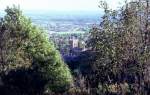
[86,0,150,94]
[0,6,73,94]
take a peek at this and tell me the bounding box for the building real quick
[69,37,79,48]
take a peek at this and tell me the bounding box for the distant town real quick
[29,13,100,58]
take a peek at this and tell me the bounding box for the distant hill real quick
[0,11,101,34]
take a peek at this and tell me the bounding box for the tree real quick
[0,6,73,94]
[87,0,150,94]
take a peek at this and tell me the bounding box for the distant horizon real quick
[0,9,102,19]
[0,0,127,12]
[0,0,128,20]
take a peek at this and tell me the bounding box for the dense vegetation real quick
[0,7,72,95]
[0,0,150,95]
[73,0,150,95]
[65,0,150,95]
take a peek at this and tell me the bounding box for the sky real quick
[0,0,126,12]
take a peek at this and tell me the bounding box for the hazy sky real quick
[0,0,126,12]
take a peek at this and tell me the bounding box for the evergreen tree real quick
[0,6,73,94]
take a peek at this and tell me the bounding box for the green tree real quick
[0,6,73,93]
[87,0,149,94]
